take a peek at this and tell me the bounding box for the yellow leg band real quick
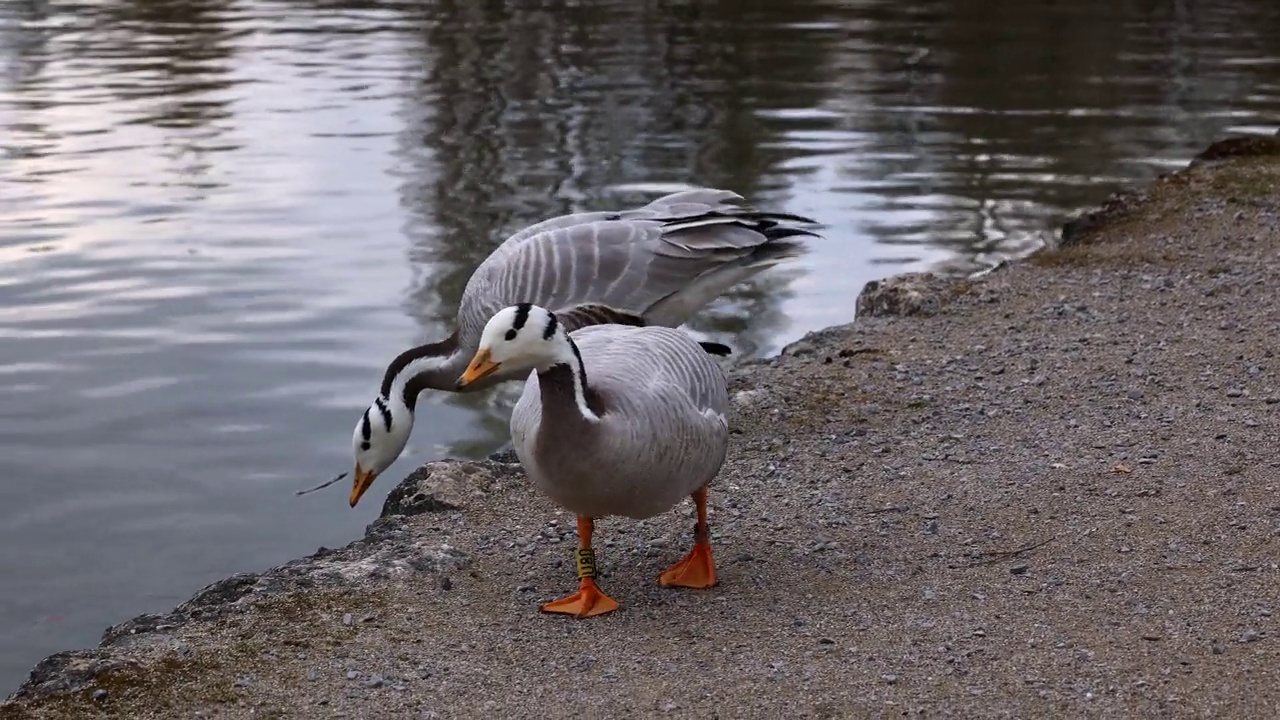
[575,548,598,579]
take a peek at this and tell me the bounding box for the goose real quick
[456,302,730,617]
[348,188,817,507]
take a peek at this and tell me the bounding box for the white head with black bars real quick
[348,394,411,507]
[348,334,460,508]
[457,303,568,386]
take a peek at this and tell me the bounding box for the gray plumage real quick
[511,324,730,520]
[408,188,818,392]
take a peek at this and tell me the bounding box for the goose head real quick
[457,303,567,387]
[348,393,414,507]
[348,333,463,508]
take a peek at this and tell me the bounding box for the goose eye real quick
[504,329,517,341]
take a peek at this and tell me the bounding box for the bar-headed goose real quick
[348,189,816,507]
[457,303,730,617]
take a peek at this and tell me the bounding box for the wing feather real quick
[454,190,820,341]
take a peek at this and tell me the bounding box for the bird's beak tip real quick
[349,466,376,508]
[457,349,499,388]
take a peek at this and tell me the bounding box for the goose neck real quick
[537,337,602,424]
[381,332,465,411]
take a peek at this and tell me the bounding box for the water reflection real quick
[2,0,1279,697]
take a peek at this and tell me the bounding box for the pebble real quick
[91,689,108,702]
[342,613,353,626]
[1010,563,1030,575]
[1240,629,1262,643]
[882,674,898,684]
[347,670,361,680]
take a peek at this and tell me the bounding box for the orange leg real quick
[541,516,620,618]
[659,486,718,589]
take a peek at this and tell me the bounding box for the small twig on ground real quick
[964,537,1055,567]
[295,472,348,496]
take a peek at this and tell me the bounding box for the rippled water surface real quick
[2,0,1278,692]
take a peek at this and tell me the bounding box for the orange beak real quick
[349,465,377,508]
[456,349,502,388]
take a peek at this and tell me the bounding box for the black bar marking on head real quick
[512,303,533,330]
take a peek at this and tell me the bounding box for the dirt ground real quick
[4,137,1279,719]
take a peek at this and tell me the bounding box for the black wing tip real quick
[762,226,822,242]
[699,341,733,357]
[654,209,821,226]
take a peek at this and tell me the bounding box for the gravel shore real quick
[4,137,1279,719]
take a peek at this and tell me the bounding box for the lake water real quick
[2,0,1278,694]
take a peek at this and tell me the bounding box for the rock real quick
[856,272,957,318]
[381,460,516,517]
[5,651,138,699]
[1191,135,1280,166]
[91,689,108,702]
[1059,187,1147,247]
[487,447,520,464]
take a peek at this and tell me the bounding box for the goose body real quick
[348,188,817,506]
[510,323,729,521]
[457,304,732,618]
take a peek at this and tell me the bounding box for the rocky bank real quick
[3,136,1280,719]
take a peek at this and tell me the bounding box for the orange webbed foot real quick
[541,578,620,618]
[658,542,718,589]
